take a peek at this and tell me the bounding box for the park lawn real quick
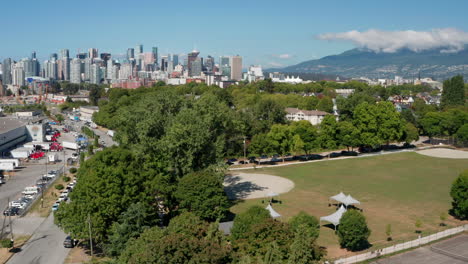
[229,151,468,259]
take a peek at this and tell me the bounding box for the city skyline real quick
[2,0,468,68]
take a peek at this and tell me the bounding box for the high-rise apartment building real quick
[190,57,202,77]
[90,64,101,84]
[62,57,71,81]
[230,55,242,81]
[2,58,12,85]
[70,58,82,84]
[12,65,25,86]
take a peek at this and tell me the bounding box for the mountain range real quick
[275,47,468,81]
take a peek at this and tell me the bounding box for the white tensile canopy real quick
[265,204,281,218]
[266,191,279,198]
[330,192,347,203]
[342,194,360,207]
[320,205,347,230]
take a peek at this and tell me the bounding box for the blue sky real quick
[2,0,468,68]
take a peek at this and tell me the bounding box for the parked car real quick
[63,236,74,248]
[22,186,39,195]
[9,201,27,209]
[52,203,60,211]
[3,207,20,216]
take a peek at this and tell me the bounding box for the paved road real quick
[7,214,71,264]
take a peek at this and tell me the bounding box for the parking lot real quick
[0,125,76,221]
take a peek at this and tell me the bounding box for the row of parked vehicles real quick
[3,170,59,216]
[226,150,360,165]
[51,178,76,212]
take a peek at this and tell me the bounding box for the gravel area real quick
[224,173,295,200]
[417,148,468,159]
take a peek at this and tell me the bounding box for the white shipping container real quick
[11,148,31,159]
[62,141,79,150]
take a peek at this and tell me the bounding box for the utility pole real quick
[88,213,93,257]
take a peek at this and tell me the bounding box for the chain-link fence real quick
[428,137,468,148]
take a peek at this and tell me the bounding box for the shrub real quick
[69,167,77,174]
[55,184,64,190]
[63,176,71,182]
[0,239,13,248]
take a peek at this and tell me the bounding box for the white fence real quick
[333,224,468,264]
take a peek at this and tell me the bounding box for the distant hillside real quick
[275,47,468,81]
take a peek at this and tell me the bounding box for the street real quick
[7,214,71,264]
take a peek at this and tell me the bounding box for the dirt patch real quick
[224,173,295,200]
[417,148,468,159]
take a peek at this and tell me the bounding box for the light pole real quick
[243,136,247,162]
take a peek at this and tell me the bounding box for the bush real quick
[63,176,71,182]
[337,209,371,251]
[450,170,468,219]
[55,184,64,190]
[69,168,77,174]
[0,239,13,248]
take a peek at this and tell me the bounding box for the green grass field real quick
[229,151,468,258]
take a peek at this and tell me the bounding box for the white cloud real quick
[272,54,293,59]
[317,28,468,53]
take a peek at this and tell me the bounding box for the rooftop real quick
[0,117,26,134]
[285,107,329,116]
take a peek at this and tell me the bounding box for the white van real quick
[22,186,39,195]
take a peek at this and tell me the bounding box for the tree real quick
[385,224,392,241]
[456,123,468,142]
[289,211,320,241]
[288,230,324,264]
[441,75,465,108]
[316,96,334,113]
[317,114,338,149]
[94,136,99,148]
[55,147,158,243]
[231,206,271,241]
[249,133,272,156]
[336,121,360,151]
[415,219,422,233]
[376,102,404,145]
[450,170,468,220]
[419,112,444,138]
[120,213,231,264]
[291,121,318,155]
[175,171,229,221]
[439,212,448,227]
[353,102,380,147]
[105,202,157,257]
[401,122,419,144]
[267,124,295,160]
[55,114,64,123]
[337,210,371,251]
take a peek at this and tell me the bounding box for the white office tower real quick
[70,58,82,84]
[44,60,58,80]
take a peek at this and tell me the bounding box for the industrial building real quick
[0,116,46,155]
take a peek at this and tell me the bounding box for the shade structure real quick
[330,192,347,203]
[320,205,347,229]
[266,191,279,198]
[265,204,281,218]
[342,194,360,207]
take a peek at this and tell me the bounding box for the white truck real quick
[48,153,59,162]
[62,141,79,150]
[0,162,14,171]
[0,159,20,168]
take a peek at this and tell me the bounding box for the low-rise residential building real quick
[285,108,330,125]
